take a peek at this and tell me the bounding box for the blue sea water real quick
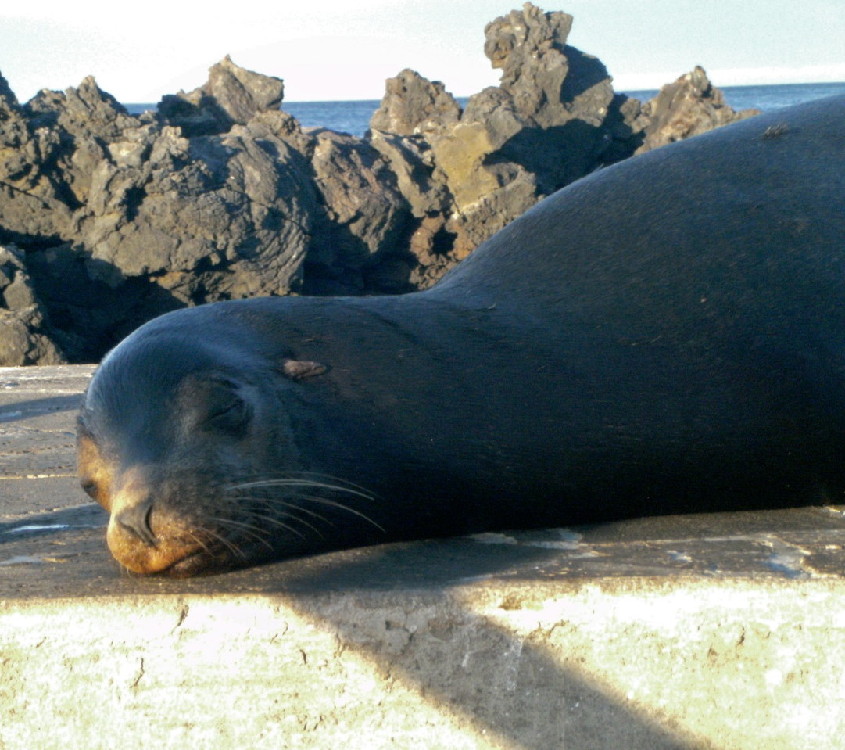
[126,81,845,139]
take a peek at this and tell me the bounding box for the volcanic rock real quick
[304,130,412,294]
[0,5,763,363]
[159,56,285,137]
[369,69,461,137]
[636,66,761,153]
[420,3,617,268]
[367,129,449,218]
[78,121,318,302]
[0,244,65,365]
[24,76,141,209]
[427,1,615,227]
[0,76,75,245]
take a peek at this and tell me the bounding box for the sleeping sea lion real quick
[77,95,845,576]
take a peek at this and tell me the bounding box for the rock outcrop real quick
[1,65,322,358]
[0,74,76,245]
[370,3,624,271]
[158,55,286,136]
[305,130,412,293]
[425,4,615,207]
[0,5,759,363]
[367,4,756,278]
[0,245,64,365]
[369,69,461,137]
[78,117,318,302]
[635,66,760,153]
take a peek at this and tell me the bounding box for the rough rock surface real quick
[367,129,450,218]
[159,55,285,137]
[24,77,146,217]
[636,66,760,153]
[78,118,318,302]
[0,245,65,365]
[0,5,759,362]
[304,130,412,293]
[446,3,616,194]
[0,74,75,245]
[369,69,461,137]
[422,3,619,269]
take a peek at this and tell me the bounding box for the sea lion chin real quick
[78,95,845,576]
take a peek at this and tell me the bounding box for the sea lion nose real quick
[114,498,157,548]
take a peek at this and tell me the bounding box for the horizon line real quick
[116,79,844,106]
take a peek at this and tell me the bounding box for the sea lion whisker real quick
[225,478,376,502]
[191,525,248,559]
[300,496,386,532]
[240,507,329,539]
[221,492,340,537]
[221,493,334,524]
[271,503,337,528]
[232,480,375,503]
[225,502,329,538]
[221,488,382,530]
[210,518,277,550]
[185,530,214,556]
[271,471,378,498]
[217,513,307,542]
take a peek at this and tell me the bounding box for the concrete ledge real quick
[2,366,845,749]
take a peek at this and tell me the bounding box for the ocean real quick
[127,81,845,139]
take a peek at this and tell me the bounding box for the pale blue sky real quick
[2,0,843,103]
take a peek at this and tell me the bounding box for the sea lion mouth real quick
[162,549,224,578]
[109,540,221,578]
[157,534,291,577]
[145,536,246,577]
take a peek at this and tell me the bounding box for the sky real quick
[1,0,843,104]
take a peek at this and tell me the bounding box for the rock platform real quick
[2,365,844,749]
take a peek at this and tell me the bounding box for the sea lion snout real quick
[112,495,156,548]
[104,466,202,575]
[106,467,159,571]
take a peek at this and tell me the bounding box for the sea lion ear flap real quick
[280,359,329,382]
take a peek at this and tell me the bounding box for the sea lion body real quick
[78,95,845,576]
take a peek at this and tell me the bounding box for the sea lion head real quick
[76,319,377,577]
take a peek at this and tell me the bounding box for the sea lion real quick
[78,95,845,576]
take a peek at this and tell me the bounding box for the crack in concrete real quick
[130,658,145,690]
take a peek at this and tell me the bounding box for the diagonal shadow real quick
[232,541,706,748]
[0,394,83,423]
[0,501,703,747]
